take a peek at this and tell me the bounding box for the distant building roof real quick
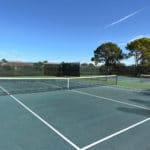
[1,61,33,67]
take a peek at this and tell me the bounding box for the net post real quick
[115,75,118,85]
[67,78,70,89]
[105,75,108,81]
[140,74,143,82]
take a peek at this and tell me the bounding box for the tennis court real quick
[0,75,150,150]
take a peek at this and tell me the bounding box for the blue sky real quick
[0,0,149,65]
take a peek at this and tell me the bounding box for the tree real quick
[43,60,48,64]
[88,63,95,67]
[33,60,48,68]
[126,37,150,66]
[91,42,124,73]
[81,63,88,67]
[0,58,8,64]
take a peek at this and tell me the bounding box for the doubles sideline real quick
[0,86,80,150]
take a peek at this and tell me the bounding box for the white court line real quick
[109,85,149,93]
[71,90,150,110]
[0,86,80,150]
[93,84,149,93]
[80,117,150,150]
[71,90,150,149]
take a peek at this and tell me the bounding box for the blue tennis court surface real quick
[0,85,150,150]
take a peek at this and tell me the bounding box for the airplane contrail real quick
[105,8,144,28]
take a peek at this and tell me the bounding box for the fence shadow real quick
[129,98,150,108]
[140,90,150,96]
[117,107,150,117]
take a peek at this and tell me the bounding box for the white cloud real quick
[118,34,150,47]
[130,35,150,42]
[105,8,144,29]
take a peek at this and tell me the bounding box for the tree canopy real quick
[33,60,48,68]
[91,42,124,66]
[0,58,8,64]
[126,37,150,66]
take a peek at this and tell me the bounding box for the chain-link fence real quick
[0,66,44,76]
[0,63,150,77]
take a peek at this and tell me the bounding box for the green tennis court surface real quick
[0,77,150,150]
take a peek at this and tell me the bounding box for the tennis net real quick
[140,74,150,82]
[0,75,117,95]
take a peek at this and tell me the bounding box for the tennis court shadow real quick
[129,98,150,108]
[117,107,150,117]
[140,90,150,96]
